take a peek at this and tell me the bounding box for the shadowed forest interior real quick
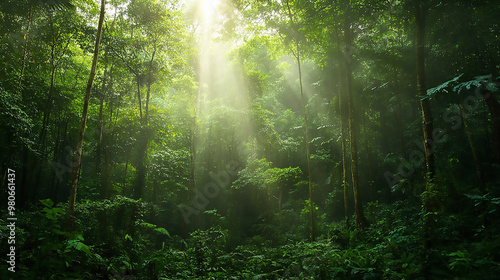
[1,0,500,279]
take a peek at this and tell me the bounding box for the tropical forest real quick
[1,0,500,279]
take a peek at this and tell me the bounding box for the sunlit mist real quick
[186,0,252,173]
[199,0,220,24]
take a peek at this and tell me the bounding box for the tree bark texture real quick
[345,6,367,229]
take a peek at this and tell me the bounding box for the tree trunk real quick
[134,76,148,199]
[345,6,367,229]
[298,48,315,241]
[97,46,110,198]
[337,47,349,228]
[416,4,435,186]
[67,0,106,230]
[415,4,435,280]
[285,0,315,241]
[145,45,156,123]
[133,44,156,199]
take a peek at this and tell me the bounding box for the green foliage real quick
[1,0,500,279]
[41,199,64,220]
[426,74,463,98]
[427,74,499,99]
[233,157,302,190]
[3,189,500,279]
[0,87,34,153]
[0,199,99,279]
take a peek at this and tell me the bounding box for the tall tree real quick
[415,2,435,188]
[284,0,315,241]
[344,0,367,229]
[414,2,435,279]
[67,0,106,229]
[338,50,349,228]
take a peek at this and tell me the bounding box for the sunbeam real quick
[199,0,220,24]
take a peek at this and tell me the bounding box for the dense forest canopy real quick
[1,0,500,279]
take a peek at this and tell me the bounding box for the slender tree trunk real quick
[337,48,349,228]
[416,5,435,186]
[134,44,156,199]
[134,73,147,199]
[345,6,367,229]
[415,4,435,280]
[299,48,315,241]
[98,47,110,198]
[285,0,315,240]
[97,50,108,153]
[145,45,156,123]
[67,0,106,230]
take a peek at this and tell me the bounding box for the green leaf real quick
[154,227,171,237]
[427,74,463,98]
[40,199,54,208]
[67,240,91,255]
[139,222,157,229]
